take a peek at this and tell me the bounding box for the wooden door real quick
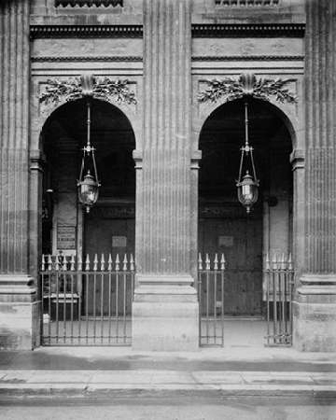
[84,206,135,316]
[199,207,263,316]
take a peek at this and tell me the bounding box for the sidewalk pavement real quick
[0,346,336,398]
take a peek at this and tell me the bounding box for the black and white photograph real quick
[0,0,335,418]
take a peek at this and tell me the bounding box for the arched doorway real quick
[41,98,136,260]
[40,98,136,344]
[198,98,293,330]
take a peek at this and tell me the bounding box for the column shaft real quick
[294,0,336,352]
[305,0,336,273]
[0,1,37,350]
[0,0,30,274]
[132,0,198,350]
[141,0,192,274]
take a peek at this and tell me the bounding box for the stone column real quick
[293,0,336,351]
[132,0,199,350]
[0,1,37,350]
[290,149,305,277]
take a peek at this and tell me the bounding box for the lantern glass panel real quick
[78,174,99,207]
[242,184,254,201]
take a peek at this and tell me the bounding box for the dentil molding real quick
[55,0,123,6]
[30,24,304,40]
[32,56,143,62]
[192,55,303,61]
[30,25,142,39]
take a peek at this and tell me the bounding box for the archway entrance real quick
[40,99,135,345]
[42,98,135,258]
[198,98,293,344]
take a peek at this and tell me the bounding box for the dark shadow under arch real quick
[198,97,293,317]
[199,97,296,151]
[199,98,293,201]
[41,97,136,257]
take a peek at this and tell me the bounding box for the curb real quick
[1,384,336,399]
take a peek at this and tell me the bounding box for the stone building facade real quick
[0,0,335,351]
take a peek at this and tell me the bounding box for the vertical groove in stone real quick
[142,0,191,274]
[0,13,2,149]
[305,0,336,273]
[0,1,30,274]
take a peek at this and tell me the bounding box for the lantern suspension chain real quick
[244,100,249,150]
[242,101,258,183]
[86,100,91,151]
[86,100,99,186]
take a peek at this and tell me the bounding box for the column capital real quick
[290,148,304,171]
[30,150,45,172]
[132,149,143,169]
[191,150,202,170]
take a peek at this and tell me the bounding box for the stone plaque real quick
[57,226,76,250]
[218,235,234,247]
[112,236,127,248]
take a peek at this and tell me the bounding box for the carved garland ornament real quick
[198,73,297,104]
[39,75,136,106]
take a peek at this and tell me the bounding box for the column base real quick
[0,275,39,350]
[132,274,199,351]
[293,274,336,352]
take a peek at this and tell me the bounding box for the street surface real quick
[1,395,336,420]
[1,347,336,419]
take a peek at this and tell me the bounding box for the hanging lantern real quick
[236,101,259,213]
[77,99,100,213]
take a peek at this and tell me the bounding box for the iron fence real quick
[40,253,135,346]
[263,253,294,346]
[40,251,294,347]
[198,253,225,347]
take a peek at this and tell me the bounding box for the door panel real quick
[199,211,263,316]
[84,207,135,316]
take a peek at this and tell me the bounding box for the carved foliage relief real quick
[39,75,136,114]
[198,73,297,105]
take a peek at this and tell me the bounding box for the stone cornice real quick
[215,0,280,5]
[55,0,122,6]
[192,23,305,37]
[30,23,304,40]
[192,55,303,61]
[31,56,143,62]
[30,25,143,39]
[32,55,302,63]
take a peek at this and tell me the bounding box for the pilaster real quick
[132,0,198,350]
[139,0,192,275]
[0,1,37,349]
[290,148,305,278]
[293,0,336,352]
